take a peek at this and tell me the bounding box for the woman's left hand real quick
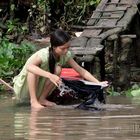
[99,81,109,88]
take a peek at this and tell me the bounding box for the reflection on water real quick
[0,96,140,140]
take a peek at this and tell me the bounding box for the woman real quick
[13,29,108,109]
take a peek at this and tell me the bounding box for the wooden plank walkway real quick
[70,0,140,62]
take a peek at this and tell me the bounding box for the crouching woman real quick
[13,29,108,109]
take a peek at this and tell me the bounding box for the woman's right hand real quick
[48,74,61,87]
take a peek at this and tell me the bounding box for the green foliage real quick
[28,0,50,35]
[33,0,100,31]
[57,0,101,29]
[107,86,121,96]
[107,84,140,97]
[0,38,36,80]
[125,84,140,97]
[6,19,28,34]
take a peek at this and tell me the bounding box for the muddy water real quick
[0,96,140,140]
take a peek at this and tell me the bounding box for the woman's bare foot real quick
[31,101,45,109]
[39,98,56,107]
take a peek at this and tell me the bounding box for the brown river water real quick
[0,95,140,140]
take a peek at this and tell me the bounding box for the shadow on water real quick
[1,93,140,140]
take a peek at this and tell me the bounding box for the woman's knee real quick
[27,72,39,85]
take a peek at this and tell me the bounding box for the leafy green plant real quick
[28,0,50,35]
[56,0,101,29]
[106,86,121,96]
[42,0,101,30]
[0,38,36,81]
[6,19,28,35]
[125,84,140,97]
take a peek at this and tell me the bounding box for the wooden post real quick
[107,34,118,90]
[0,78,14,91]
[117,35,136,90]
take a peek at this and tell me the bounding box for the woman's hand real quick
[48,74,61,87]
[99,81,109,88]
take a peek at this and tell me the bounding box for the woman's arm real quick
[67,58,100,83]
[68,58,108,87]
[26,54,60,86]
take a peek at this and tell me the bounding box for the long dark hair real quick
[49,29,71,73]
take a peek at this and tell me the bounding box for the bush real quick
[0,38,36,81]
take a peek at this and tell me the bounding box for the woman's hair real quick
[49,29,71,73]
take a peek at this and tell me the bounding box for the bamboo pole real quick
[0,78,14,91]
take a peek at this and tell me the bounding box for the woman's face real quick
[54,42,70,57]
